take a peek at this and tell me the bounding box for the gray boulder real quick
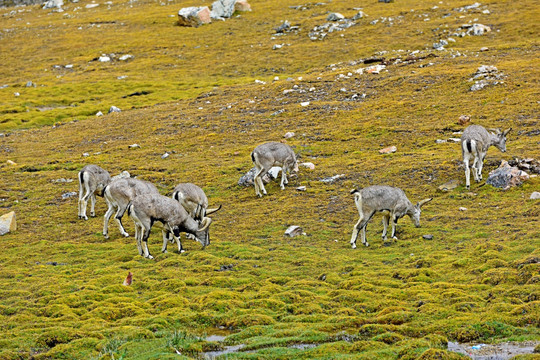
[486,161,529,190]
[238,166,281,187]
[210,0,236,19]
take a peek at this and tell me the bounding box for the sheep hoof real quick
[392,236,398,241]
[364,242,370,247]
[180,249,186,254]
[351,243,356,249]
[162,250,168,254]
[122,233,129,238]
[103,233,109,239]
[90,212,95,217]
[146,255,154,260]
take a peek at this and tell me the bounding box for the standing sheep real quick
[461,125,511,189]
[251,142,299,197]
[103,177,160,238]
[128,193,212,259]
[350,186,432,248]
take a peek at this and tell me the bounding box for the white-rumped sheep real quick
[251,142,298,197]
[350,186,432,248]
[127,193,212,259]
[461,125,511,189]
[103,177,159,238]
[172,183,221,221]
[78,165,129,220]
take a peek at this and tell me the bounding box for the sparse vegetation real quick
[0,0,539,358]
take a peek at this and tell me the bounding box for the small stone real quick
[178,6,211,27]
[26,81,35,87]
[448,138,461,143]
[379,146,397,154]
[128,144,141,149]
[85,3,99,8]
[352,11,366,20]
[300,162,315,170]
[438,180,460,191]
[300,101,310,107]
[436,139,447,144]
[119,54,133,61]
[96,111,103,116]
[234,0,251,12]
[320,174,345,183]
[82,153,90,157]
[272,44,283,50]
[296,186,306,191]
[530,192,540,200]
[161,152,170,159]
[62,192,78,199]
[7,160,17,166]
[327,12,344,21]
[458,114,471,125]
[98,55,111,62]
[108,106,121,113]
[283,132,295,139]
[422,234,433,240]
[459,207,467,211]
[285,225,303,237]
[480,47,489,52]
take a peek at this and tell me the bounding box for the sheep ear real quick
[488,128,501,135]
[417,198,432,208]
[503,128,512,136]
[206,204,222,215]
[197,217,212,231]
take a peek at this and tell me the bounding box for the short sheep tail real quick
[350,188,360,195]
[127,202,133,216]
[251,151,256,164]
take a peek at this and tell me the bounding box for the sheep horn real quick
[205,204,222,215]
[197,217,212,231]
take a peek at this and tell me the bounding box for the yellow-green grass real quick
[0,0,539,358]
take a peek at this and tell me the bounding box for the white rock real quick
[300,162,315,170]
[283,132,295,139]
[300,101,310,107]
[108,106,121,113]
[327,12,344,21]
[98,55,111,62]
[128,144,141,149]
[296,186,306,191]
[0,211,16,236]
[284,225,303,237]
[96,111,103,116]
[85,3,99,8]
[459,207,467,211]
[161,152,170,159]
[119,54,133,61]
[530,192,540,200]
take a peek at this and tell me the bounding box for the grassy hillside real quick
[0,0,539,359]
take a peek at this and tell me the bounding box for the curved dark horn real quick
[206,204,222,215]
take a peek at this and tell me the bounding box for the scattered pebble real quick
[459,207,467,211]
[128,144,141,149]
[62,192,78,199]
[161,152,170,159]
[530,192,540,200]
[379,146,397,154]
[296,186,306,191]
[285,225,304,237]
[300,101,310,107]
[423,234,434,240]
[300,162,315,170]
[283,132,295,139]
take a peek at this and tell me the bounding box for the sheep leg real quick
[161,230,169,253]
[382,212,390,241]
[477,152,486,181]
[351,212,373,248]
[390,213,399,240]
[254,167,268,197]
[463,153,471,189]
[79,187,92,220]
[141,227,153,259]
[280,168,288,190]
[103,201,115,239]
[90,194,96,217]
[114,205,130,237]
[135,223,143,256]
